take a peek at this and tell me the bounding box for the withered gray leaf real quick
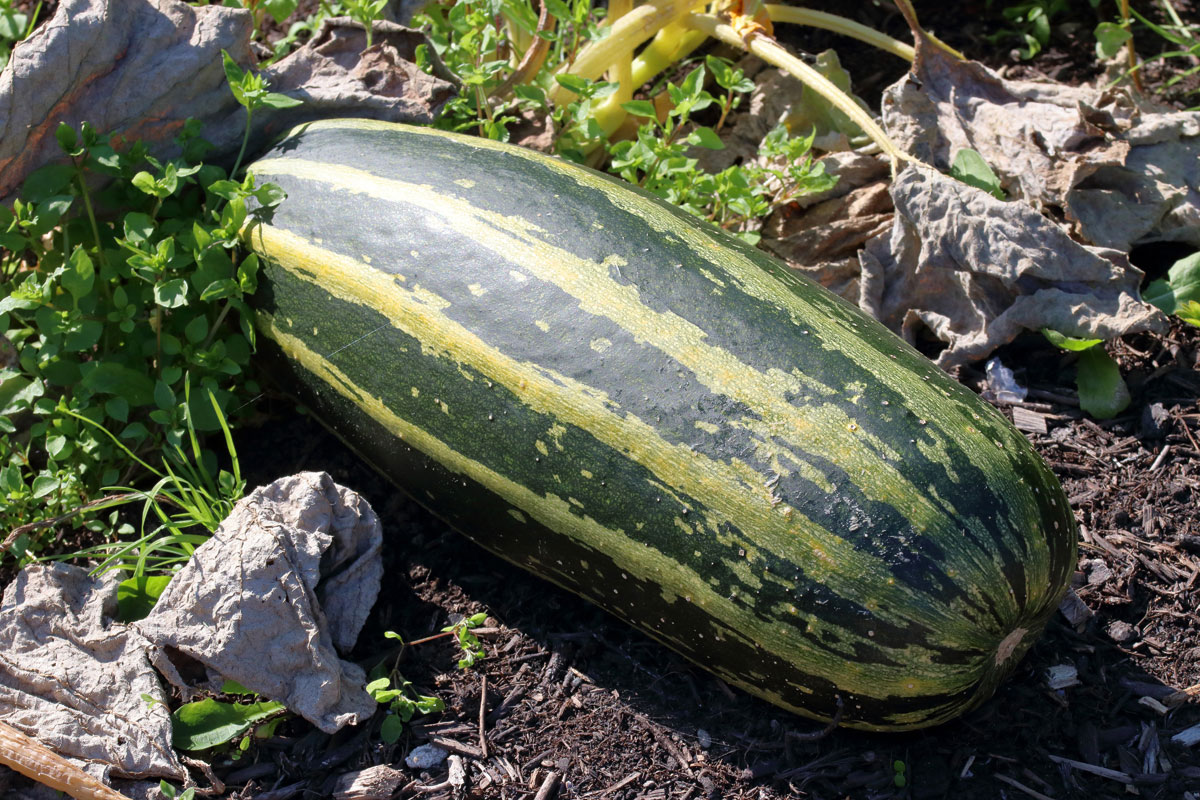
[881,33,1200,252]
[861,165,1165,368]
[0,564,185,781]
[0,0,453,206]
[135,472,382,734]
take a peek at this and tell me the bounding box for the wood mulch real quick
[194,322,1199,800]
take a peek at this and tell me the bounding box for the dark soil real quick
[218,321,1200,800]
[208,6,1200,799]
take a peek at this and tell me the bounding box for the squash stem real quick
[590,0,636,139]
[685,13,914,166]
[765,5,915,62]
[548,0,707,108]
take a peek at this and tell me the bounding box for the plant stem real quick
[74,162,109,272]
[890,0,966,60]
[764,5,915,62]
[231,107,254,179]
[201,299,233,351]
[548,0,705,107]
[1119,0,1144,93]
[685,12,913,167]
[715,89,734,134]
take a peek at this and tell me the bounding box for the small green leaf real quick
[21,164,76,203]
[200,278,240,302]
[117,575,173,622]
[554,73,592,94]
[1077,346,1130,419]
[55,123,79,155]
[154,278,190,308]
[105,396,129,422]
[1142,251,1200,315]
[621,100,658,118]
[950,149,1005,200]
[154,379,176,411]
[261,0,298,24]
[80,362,156,407]
[1042,328,1103,352]
[221,50,247,107]
[1094,21,1132,59]
[705,55,734,88]
[124,212,156,245]
[61,247,95,298]
[121,421,150,442]
[31,474,61,498]
[131,171,164,197]
[678,65,706,102]
[171,698,285,751]
[237,253,259,293]
[1176,299,1200,327]
[184,314,208,344]
[513,84,546,105]
[380,714,405,743]
[220,680,257,696]
[46,435,70,458]
[688,126,725,150]
[259,92,303,110]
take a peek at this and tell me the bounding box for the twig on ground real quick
[995,774,1056,800]
[786,695,844,743]
[533,770,561,800]
[478,674,489,759]
[0,720,135,800]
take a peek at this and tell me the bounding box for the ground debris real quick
[0,565,185,783]
[861,163,1164,368]
[0,472,382,796]
[0,0,453,206]
[135,471,382,732]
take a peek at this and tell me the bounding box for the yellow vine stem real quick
[608,0,635,103]
[547,0,707,108]
[1119,0,1144,93]
[0,720,135,800]
[629,22,708,88]
[891,0,966,60]
[685,13,915,167]
[492,0,556,102]
[591,0,636,139]
[765,5,915,62]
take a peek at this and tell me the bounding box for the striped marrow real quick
[244,119,1077,731]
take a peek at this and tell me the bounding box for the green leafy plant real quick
[610,59,835,244]
[950,148,1005,200]
[1,55,292,562]
[367,671,446,744]
[1042,329,1131,420]
[344,0,389,48]
[364,612,489,742]
[49,383,245,579]
[893,758,908,789]
[1143,251,1200,317]
[159,779,196,800]
[986,0,1074,60]
[1125,3,1200,106]
[0,0,38,68]
[445,611,489,669]
[221,50,304,177]
[221,0,299,42]
[171,686,287,752]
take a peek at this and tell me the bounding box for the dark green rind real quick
[245,119,1077,730]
